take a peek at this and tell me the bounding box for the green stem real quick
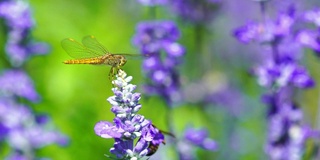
[149,6,157,20]
[165,103,179,159]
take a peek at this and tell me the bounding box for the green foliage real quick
[0,0,316,159]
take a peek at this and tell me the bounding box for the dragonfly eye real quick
[115,55,126,67]
[120,58,127,67]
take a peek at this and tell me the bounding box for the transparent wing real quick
[113,53,148,60]
[81,35,109,55]
[61,38,103,59]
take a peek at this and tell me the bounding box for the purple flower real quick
[137,0,167,6]
[207,88,245,114]
[0,99,68,158]
[141,124,164,146]
[94,70,165,158]
[0,70,40,102]
[234,5,319,160]
[133,21,184,105]
[0,122,9,140]
[133,21,181,55]
[110,139,149,159]
[296,9,320,56]
[184,127,218,151]
[6,152,30,160]
[263,88,319,160]
[94,121,122,139]
[296,30,320,54]
[178,126,218,160]
[0,0,49,66]
[170,0,221,25]
[233,22,265,43]
[233,10,295,44]
[0,1,67,159]
[303,9,320,27]
[254,61,314,89]
[0,1,33,28]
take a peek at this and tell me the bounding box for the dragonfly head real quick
[119,56,127,67]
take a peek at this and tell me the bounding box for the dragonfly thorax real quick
[102,54,127,68]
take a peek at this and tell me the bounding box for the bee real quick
[146,140,165,156]
[146,125,175,156]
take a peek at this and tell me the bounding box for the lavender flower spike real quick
[132,20,185,105]
[0,0,49,66]
[94,69,165,159]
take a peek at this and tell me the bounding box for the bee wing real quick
[61,38,102,59]
[81,35,109,56]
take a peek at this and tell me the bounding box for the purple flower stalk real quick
[0,70,68,159]
[234,4,318,160]
[0,99,68,148]
[0,0,68,159]
[263,88,319,160]
[94,70,165,159]
[0,0,49,66]
[169,0,221,25]
[132,20,185,105]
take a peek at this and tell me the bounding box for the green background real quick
[1,0,320,159]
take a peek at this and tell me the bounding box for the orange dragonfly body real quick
[61,35,129,80]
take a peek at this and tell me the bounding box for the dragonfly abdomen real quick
[63,58,105,64]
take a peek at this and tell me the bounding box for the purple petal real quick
[94,121,121,138]
[164,42,185,57]
[201,139,218,151]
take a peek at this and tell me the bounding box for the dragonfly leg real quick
[109,67,126,86]
[116,67,126,81]
[109,67,115,81]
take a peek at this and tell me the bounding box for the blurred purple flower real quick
[5,152,29,160]
[254,61,314,88]
[0,1,67,159]
[184,127,218,151]
[170,0,221,25]
[205,86,246,118]
[137,0,167,6]
[303,9,320,27]
[233,9,295,44]
[262,88,319,160]
[296,30,320,54]
[233,22,265,43]
[0,122,9,140]
[178,126,218,160]
[0,70,40,102]
[133,21,182,55]
[132,20,184,105]
[234,4,319,160]
[0,99,68,158]
[0,0,49,66]
[0,1,33,28]
[296,9,320,56]
[94,70,165,158]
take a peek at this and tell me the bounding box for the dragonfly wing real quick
[81,35,109,56]
[114,53,147,60]
[61,38,102,59]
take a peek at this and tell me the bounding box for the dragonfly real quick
[62,35,136,80]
